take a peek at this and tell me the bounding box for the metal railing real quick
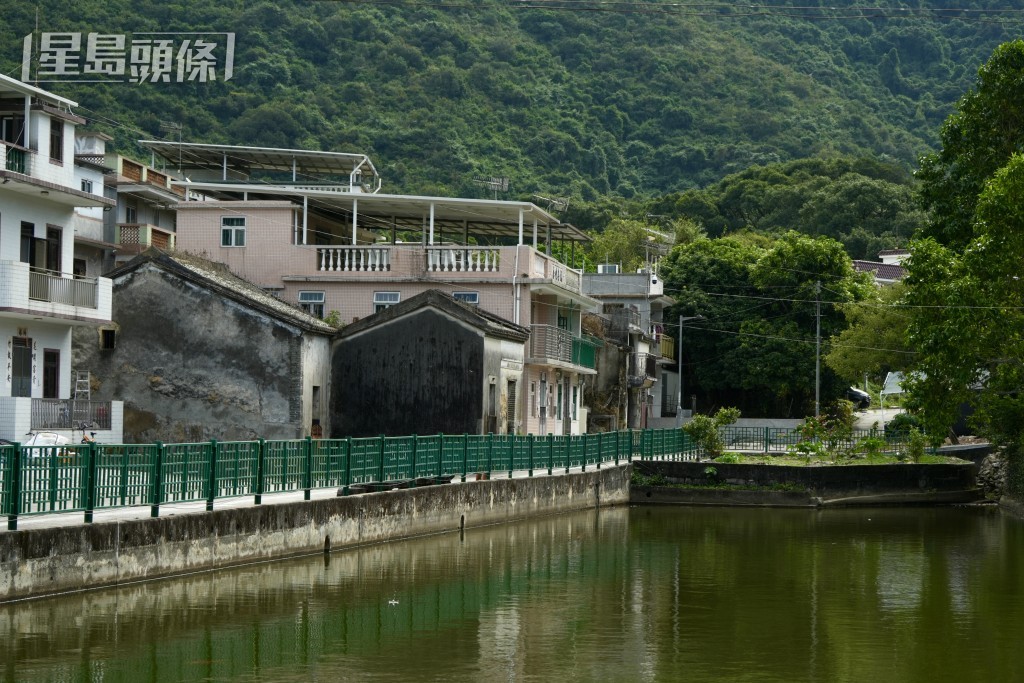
[628,352,657,380]
[0,426,922,530]
[530,325,601,370]
[3,145,26,174]
[659,335,675,360]
[28,268,98,308]
[31,399,113,430]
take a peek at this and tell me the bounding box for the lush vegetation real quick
[660,231,874,415]
[902,40,1024,494]
[1,1,1017,207]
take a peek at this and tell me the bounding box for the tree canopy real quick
[661,232,872,417]
[0,2,1018,205]
[905,42,1024,485]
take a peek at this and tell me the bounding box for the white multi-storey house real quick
[0,74,123,443]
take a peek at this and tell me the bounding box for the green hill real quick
[1,1,1015,207]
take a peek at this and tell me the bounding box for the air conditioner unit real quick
[597,264,620,274]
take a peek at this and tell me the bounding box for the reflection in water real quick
[2,506,1023,682]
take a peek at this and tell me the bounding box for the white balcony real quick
[0,260,112,324]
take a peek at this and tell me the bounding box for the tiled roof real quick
[338,289,530,343]
[109,248,337,334]
[853,260,907,281]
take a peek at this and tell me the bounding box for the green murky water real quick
[2,505,1023,682]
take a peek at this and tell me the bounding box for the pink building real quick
[148,141,600,436]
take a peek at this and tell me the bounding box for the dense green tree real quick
[0,2,1018,201]
[647,157,923,257]
[661,232,869,416]
[825,283,913,383]
[916,40,1024,249]
[905,42,1024,495]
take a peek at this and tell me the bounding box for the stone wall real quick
[0,466,631,602]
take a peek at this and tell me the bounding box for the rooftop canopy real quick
[139,140,379,188]
[148,141,588,244]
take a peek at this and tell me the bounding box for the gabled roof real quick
[337,289,530,343]
[108,249,336,335]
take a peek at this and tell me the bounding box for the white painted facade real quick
[0,74,122,443]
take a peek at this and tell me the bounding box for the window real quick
[100,329,117,350]
[43,350,59,399]
[73,258,87,278]
[12,337,31,398]
[452,291,479,305]
[80,178,93,194]
[298,291,325,318]
[0,114,25,146]
[221,216,246,247]
[374,291,399,313]
[572,385,578,421]
[125,205,138,224]
[49,119,63,163]
[530,381,537,418]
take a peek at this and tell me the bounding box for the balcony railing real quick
[659,335,676,360]
[550,261,581,292]
[629,352,658,380]
[530,325,600,370]
[318,246,391,272]
[425,246,501,273]
[31,399,113,430]
[117,223,176,252]
[3,144,26,174]
[28,268,98,308]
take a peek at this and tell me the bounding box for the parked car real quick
[845,387,871,410]
[21,432,73,459]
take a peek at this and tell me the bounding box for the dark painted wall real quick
[331,309,484,437]
[73,264,305,442]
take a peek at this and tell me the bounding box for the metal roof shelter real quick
[141,141,589,245]
[139,140,380,191]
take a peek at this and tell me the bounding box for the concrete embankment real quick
[632,460,984,507]
[0,466,630,603]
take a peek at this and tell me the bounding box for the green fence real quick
[0,430,686,530]
[0,426,912,530]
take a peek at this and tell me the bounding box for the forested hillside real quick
[1,1,1016,209]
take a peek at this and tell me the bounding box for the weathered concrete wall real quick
[73,263,317,443]
[0,466,630,602]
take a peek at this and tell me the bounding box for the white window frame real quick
[452,291,479,305]
[221,216,246,247]
[374,291,400,313]
[298,291,326,318]
[80,178,93,194]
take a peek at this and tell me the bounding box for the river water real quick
[2,505,1023,682]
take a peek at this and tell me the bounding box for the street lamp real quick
[676,314,705,427]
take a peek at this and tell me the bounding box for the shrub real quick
[683,407,741,458]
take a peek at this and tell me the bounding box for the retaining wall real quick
[634,461,978,497]
[0,466,630,603]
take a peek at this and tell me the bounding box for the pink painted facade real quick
[173,197,599,436]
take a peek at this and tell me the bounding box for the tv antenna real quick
[159,120,183,176]
[532,194,570,213]
[473,176,510,200]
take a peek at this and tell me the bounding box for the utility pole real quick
[676,315,705,427]
[815,280,821,418]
